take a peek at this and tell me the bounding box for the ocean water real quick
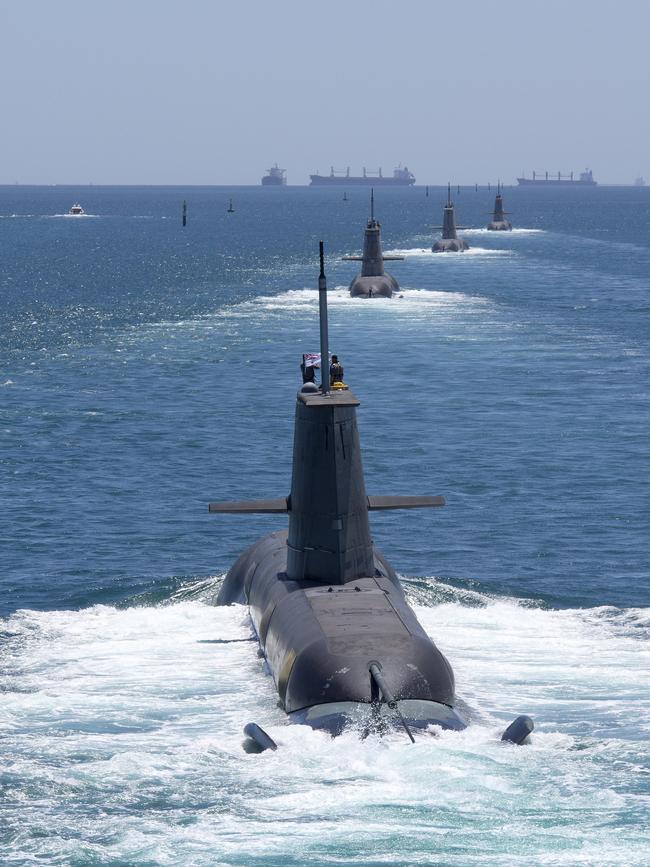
[1,184,649,865]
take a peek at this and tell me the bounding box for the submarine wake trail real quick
[1,594,649,864]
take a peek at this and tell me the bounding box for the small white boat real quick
[68,203,85,215]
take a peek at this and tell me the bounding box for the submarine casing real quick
[349,274,399,298]
[217,389,458,727]
[432,238,469,252]
[218,529,456,714]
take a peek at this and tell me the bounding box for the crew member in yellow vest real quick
[330,355,344,386]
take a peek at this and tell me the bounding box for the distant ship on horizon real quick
[261,164,287,186]
[309,165,416,186]
[517,169,597,187]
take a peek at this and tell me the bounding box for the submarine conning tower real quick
[487,182,512,231]
[345,189,403,298]
[360,189,384,277]
[286,388,374,582]
[432,183,469,252]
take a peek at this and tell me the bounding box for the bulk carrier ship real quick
[517,169,597,186]
[310,165,416,186]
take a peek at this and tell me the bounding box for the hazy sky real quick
[2,0,648,185]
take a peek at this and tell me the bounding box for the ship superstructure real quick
[262,164,287,186]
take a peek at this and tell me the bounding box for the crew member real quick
[330,354,344,386]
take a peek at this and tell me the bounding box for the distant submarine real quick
[432,184,469,252]
[487,183,512,231]
[342,190,404,297]
[209,243,533,751]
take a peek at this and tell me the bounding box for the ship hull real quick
[261,177,285,186]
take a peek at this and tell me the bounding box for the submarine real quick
[342,190,404,298]
[487,183,512,231]
[209,244,533,751]
[432,184,469,252]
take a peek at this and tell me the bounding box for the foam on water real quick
[385,246,513,258]
[2,588,649,864]
[461,228,545,236]
[250,286,489,309]
[203,287,493,329]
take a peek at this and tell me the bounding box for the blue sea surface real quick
[1,185,649,865]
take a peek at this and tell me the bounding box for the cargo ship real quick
[261,164,287,186]
[309,165,416,186]
[517,169,596,186]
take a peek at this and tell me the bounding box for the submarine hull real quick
[349,274,398,298]
[218,528,461,730]
[432,238,469,252]
[487,221,512,231]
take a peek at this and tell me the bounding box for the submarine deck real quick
[298,389,360,407]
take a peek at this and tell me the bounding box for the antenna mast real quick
[318,241,329,394]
